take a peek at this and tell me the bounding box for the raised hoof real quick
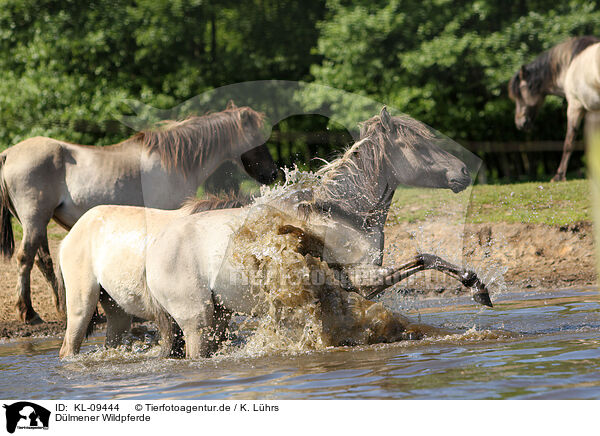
[473,291,493,308]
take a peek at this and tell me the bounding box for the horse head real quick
[509,65,546,131]
[234,106,279,185]
[375,107,471,193]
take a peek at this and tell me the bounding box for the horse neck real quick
[318,154,396,244]
[547,64,568,97]
[538,44,579,97]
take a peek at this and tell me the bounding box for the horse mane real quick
[315,114,435,211]
[132,106,265,175]
[509,36,600,98]
[179,192,250,215]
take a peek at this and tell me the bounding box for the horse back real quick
[565,42,600,111]
[60,205,178,321]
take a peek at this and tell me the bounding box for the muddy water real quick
[1,287,599,400]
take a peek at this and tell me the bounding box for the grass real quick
[11,221,66,241]
[389,179,590,226]
[7,179,591,242]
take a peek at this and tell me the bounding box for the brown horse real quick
[0,104,278,324]
[509,36,600,181]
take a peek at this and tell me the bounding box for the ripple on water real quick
[0,287,598,399]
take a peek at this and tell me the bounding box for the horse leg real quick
[14,223,48,324]
[59,280,101,358]
[34,235,61,315]
[552,103,585,182]
[347,253,492,306]
[99,290,132,348]
[179,302,216,359]
[183,327,215,359]
[154,309,185,359]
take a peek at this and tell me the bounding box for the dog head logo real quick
[3,402,50,433]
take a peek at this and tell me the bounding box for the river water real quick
[1,287,599,400]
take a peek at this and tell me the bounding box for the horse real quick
[58,107,491,359]
[508,36,600,181]
[0,103,278,324]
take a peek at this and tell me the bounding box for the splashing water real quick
[215,199,504,356]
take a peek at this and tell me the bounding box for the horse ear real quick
[380,106,393,131]
[226,100,237,110]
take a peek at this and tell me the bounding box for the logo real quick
[3,402,50,433]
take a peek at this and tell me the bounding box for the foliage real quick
[308,0,600,140]
[0,0,325,149]
[1,0,599,171]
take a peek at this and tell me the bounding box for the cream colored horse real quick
[57,196,243,357]
[58,108,490,359]
[509,36,600,181]
[0,104,278,324]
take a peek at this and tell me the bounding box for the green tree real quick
[0,0,325,149]
[306,0,600,141]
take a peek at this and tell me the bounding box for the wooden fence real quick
[268,131,586,182]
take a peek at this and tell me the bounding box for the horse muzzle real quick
[515,117,533,131]
[449,174,471,193]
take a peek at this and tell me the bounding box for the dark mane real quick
[179,192,250,215]
[508,71,521,99]
[570,35,600,61]
[510,36,600,98]
[132,106,265,175]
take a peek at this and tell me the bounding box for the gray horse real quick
[58,108,491,359]
[0,104,278,323]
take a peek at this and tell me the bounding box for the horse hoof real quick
[473,291,493,308]
[23,312,44,325]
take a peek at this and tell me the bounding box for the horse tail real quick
[85,293,106,340]
[86,309,99,339]
[0,153,15,260]
[146,291,185,358]
[153,305,185,358]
